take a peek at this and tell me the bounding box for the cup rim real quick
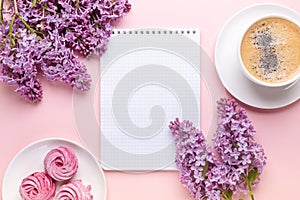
[238,14,300,88]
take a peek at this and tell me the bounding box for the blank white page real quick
[100,28,200,171]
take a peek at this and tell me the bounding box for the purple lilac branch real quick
[169,98,267,200]
[0,0,131,102]
[169,118,232,200]
[214,98,266,196]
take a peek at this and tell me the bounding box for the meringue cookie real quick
[19,171,56,200]
[44,146,78,182]
[55,180,93,200]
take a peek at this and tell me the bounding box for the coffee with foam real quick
[240,17,300,84]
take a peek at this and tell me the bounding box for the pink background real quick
[1,0,300,199]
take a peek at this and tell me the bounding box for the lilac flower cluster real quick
[169,98,267,200]
[170,119,231,200]
[41,30,91,92]
[17,0,131,56]
[0,0,131,102]
[214,98,266,193]
[0,22,49,102]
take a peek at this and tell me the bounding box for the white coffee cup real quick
[238,14,300,88]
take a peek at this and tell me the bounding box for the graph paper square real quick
[100,28,200,170]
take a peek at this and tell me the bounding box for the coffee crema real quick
[240,17,300,84]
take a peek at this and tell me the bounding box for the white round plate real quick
[2,138,106,200]
[215,3,300,109]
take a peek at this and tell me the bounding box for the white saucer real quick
[2,138,106,200]
[215,3,300,109]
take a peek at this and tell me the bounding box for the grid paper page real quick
[100,28,200,170]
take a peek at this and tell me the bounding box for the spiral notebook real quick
[100,28,200,171]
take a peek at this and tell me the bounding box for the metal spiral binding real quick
[112,29,197,35]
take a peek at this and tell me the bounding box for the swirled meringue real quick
[44,146,78,181]
[19,171,56,200]
[55,180,93,200]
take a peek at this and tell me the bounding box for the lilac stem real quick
[18,15,42,40]
[0,0,4,24]
[247,182,255,200]
[18,15,35,34]
[12,0,42,40]
[13,0,18,15]
[9,14,16,47]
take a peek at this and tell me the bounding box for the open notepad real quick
[100,28,200,170]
